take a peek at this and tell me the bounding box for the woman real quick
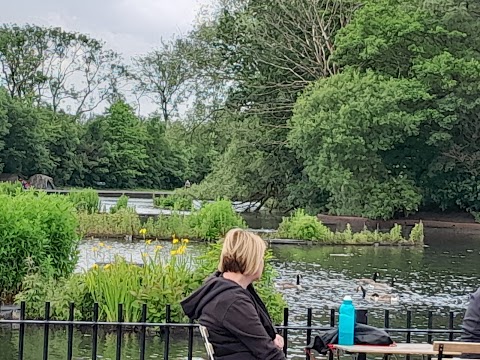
[181,228,286,360]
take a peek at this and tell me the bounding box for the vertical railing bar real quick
[92,303,99,360]
[427,311,433,360]
[329,309,335,360]
[449,311,454,341]
[67,302,74,360]
[140,304,147,360]
[356,309,368,360]
[164,305,171,360]
[305,308,313,360]
[187,318,194,360]
[17,301,26,360]
[116,304,123,360]
[283,307,289,356]
[406,310,412,360]
[43,302,50,360]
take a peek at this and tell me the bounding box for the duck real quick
[356,272,380,285]
[366,277,397,291]
[277,274,303,290]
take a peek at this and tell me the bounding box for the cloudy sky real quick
[0,0,210,58]
[0,0,212,115]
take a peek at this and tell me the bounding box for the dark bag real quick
[305,323,394,355]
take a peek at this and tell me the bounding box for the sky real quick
[0,0,209,58]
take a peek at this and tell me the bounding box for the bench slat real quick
[434,341,480,353]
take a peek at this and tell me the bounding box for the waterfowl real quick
[371,292,399,304]
[277,274,303,290]
[356,272,380,285]
[367,277,396,291]
[357,285,399,304]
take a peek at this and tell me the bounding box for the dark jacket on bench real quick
[461,287,480,358]
[181,272,286,360]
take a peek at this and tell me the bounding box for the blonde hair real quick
[218,228,267,276]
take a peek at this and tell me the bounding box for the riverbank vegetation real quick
[1,1,480,221]
[0,191,79,302]
[15,240,286,324]
[278,210,424,245]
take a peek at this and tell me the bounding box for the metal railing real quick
[0,302,465,360]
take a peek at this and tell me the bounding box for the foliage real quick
[189,200,246,241]
[154,192,193,211]
[0,181,22,195]
[0,192,79,301]
[277,209,424,245]
[289,70,428,219]
[68,189,99,214]
[16,238,286,324]
[76,209,141,237]
[278,209,332,241]
[110,195,129,214]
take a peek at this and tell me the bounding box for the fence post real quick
[283,307,289,356]
[356,309,368,360]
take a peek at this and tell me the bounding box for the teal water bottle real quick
[338,296,355,345]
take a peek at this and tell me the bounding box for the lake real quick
[1,229,480,359]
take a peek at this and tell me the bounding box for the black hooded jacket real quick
[461,287,480,358]
[181,272,286,360]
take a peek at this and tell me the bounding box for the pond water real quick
[2,230,480,359]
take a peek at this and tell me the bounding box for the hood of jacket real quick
[181,271,241,320]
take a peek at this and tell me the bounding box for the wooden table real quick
[332,343,462,357]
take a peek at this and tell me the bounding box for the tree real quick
[0,24,123,116]
[131,38,193,123]
[101,101,148,188]
[289,70,431,219]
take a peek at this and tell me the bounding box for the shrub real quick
[0,192,79,302]
[154,192,193,211]
[189,200,246,241]
[0,181,22,195]
[278,209,332,241]
[110,195,129,214]
[68,189,99,214]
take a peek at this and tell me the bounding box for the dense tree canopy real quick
[1,0,480,219]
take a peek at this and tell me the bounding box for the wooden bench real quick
[434,341,480,360]
[199,325,215,360]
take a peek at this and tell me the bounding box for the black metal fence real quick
[0,302,464,360]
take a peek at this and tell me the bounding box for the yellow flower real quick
[92,264,99,270]
[145,239,152,245]
[142,252,149,258]
[172,238,179,244]
[170,250,178,256]
[92,247,99,252]
[181,238,189,244]
[99,242,105,247]
[107,246,113,250]
[155,245,163,252]
[139,228,147,235]
[103,264,111,270]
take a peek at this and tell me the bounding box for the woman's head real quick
[218,228,267,281]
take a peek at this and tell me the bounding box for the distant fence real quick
[0,302,464,360]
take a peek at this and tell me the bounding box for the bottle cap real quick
[344,296,353,301]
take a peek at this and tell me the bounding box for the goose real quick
[371,292,399,304]
[356,272,380,285]
[357,285,399,304]
[366,277,397,291]
[277,274,303,290]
